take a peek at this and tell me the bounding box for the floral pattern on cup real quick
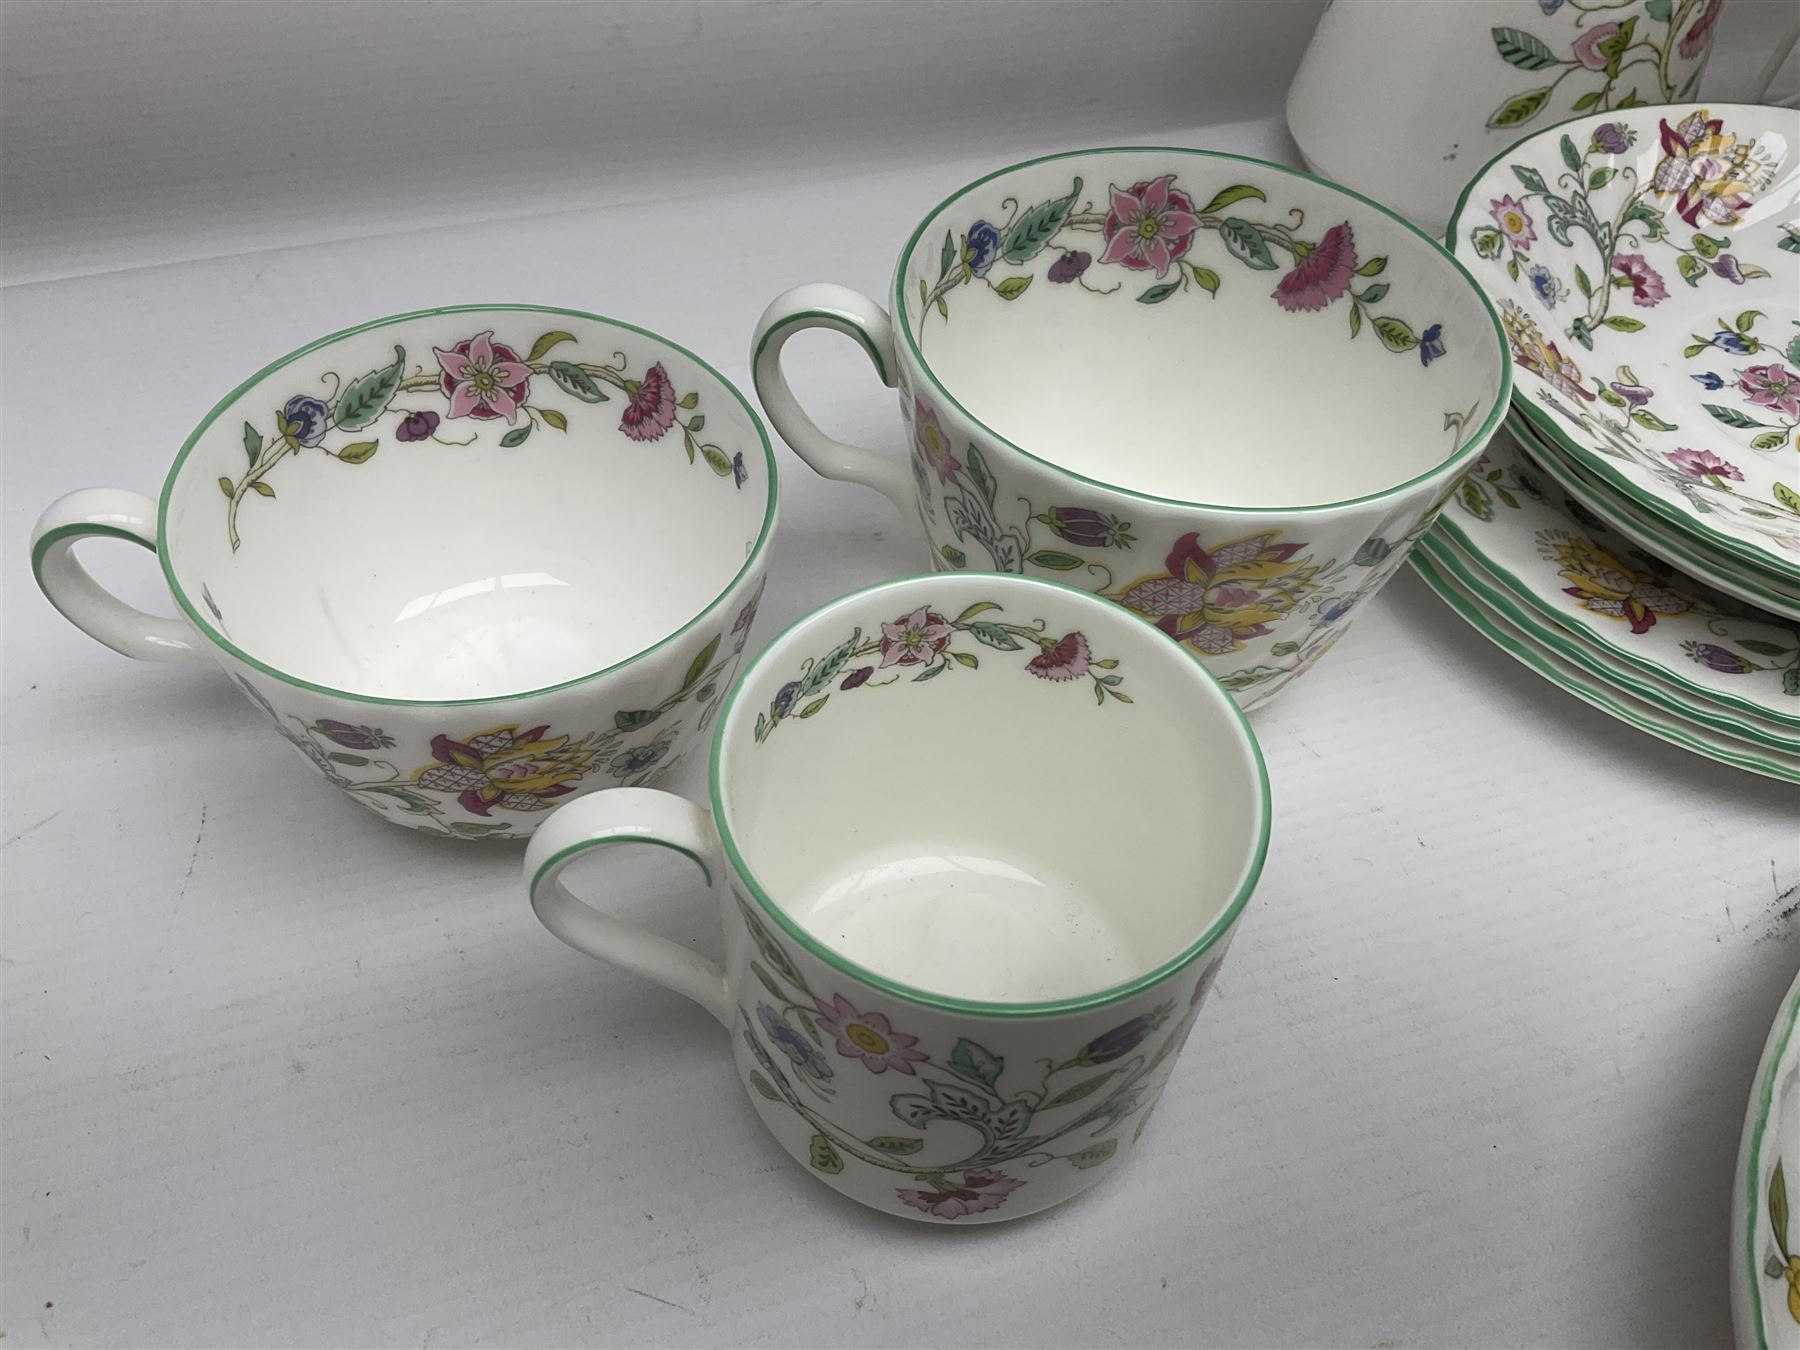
[1768,1158,1800,1329]
[1460,105,1800,558]
[915,174,1444,359]
[733,893,1214,1222]
[752,597,1129,743]
[217,327,748,550]
[1483,0,1722,133]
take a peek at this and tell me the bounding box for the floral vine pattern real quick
[915,173,1445,359]
[1483,0,1721,132]
[229,582,764,835]
[1455,452,1800,695]
[1769,1158,1800,1328]
[1465,107,1798,547]
[218,327,748,549]
[908,389,1482,697]
[752,596,1128,743]
[734,892,1219,1221]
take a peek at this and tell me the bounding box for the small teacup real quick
[753,147,1512,708]
[30,305,777,839]
[524,573,1268,1222]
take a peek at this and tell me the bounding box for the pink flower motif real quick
[1666,447,1743,481]
[1572,21,1620,70]
[1678,0,1723,59]
[897,1170,1024,1220]
[620,362,677,441]
[1738,364,1800,418]
[1489,196,1536,250]
[1026,631,1091,681]
[879,606,954,667]
[434,332,532,423]
[1611,254,1667,307]
[811,994,927,1074]
[1099,175,1202,278]
[1273,222,1357,313]
[911,397,960,484]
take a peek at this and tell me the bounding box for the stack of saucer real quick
[1424,101,1800,778]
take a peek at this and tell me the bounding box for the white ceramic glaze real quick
[1510,411,1800,619]
[31,305,778,839]
[1287,0,1726,235]
[524,573,1270,1223]
[752,147,1509,710]
[1733,968,1800,1350]
[1448,102,1800,582]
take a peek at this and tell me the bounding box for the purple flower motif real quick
[1069,1003,1172,1066]
[1691,372,1726,390]
[1686,642,1754,674]
[1666,447,1743,481]
[396,410,440,442]
[840,666,874,691]
[1608,380,1653,409]
[1419,323,1446,367]
[897,1170,1023,1220]
[1612,255,1667,308]
[1273,222,1357,312]
[1048,250,1091,284]
[314,719,394,750]
[1572,21,1620,70]
[1036,505,1133,548]
[732,451,747,488]
[965,220,1003,278]
[772,681,803,718]
[1711,253,1745,284]
[281,394,330,448]
[1591,122,1633,155]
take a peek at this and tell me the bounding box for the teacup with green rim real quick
[525,572,1269,1222]
[30,305,778,839]
[753,146,1512,708]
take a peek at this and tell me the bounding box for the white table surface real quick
[4,114,1797,1349]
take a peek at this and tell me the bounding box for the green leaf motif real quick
[1357,282,1390,305]
[218,477,235,499]
[1353,537,1392,567]
[1002,178,1081,264]
[1752,431,1788,450]
[327,751,368,766]
[1372,317,1419,352]
[1678,255,1707,285]
[1735,309,1764,334]
[334,345,406,432]
[797,697,828,719]
[1773,1159,1790,1257]
[1137,281,1180,304]
[702,446,734,477]
[912,664,946,683]
[994,275,1033,301]
[940,544,968,569]
[956,601,999,623]
[1218,217,1276,270]
[968,621,1022,651]
[1631,409,1678,432]
[249,481,275,498]
[1190,266,1221,296]
[525,330,577,363]
[1492,26,1557,70]
[242,422,264,465]
[1067,1139,1119,1169]
[1270,640,1300,656]
[950,650,978,669]
[1784,334,1800,367]
[1572,90,1602,112]
[1560,134,1581,173]
[939,229,956,280]
[614,709,660,731]
[1028,550,1084,571]
[336,440,378,464]
[1196,183,1266,216]
[868,1135,925,1155]
[1490,87,1551,129]
[499,425,532,448]
[889,1093,937,1128]
[807,1133,844,1174]
[800,627,861,695]
[1589,167,1615,191]
[1044,1071,1116,1108]
[949,1037,1004,1088]
[682,635,721,692]
[1602,316,1645,332]
[1574,265,1592,298]
[750,961,786,1002]
[548,360,608,402]
[1774,482,1800,513]
[749,1070,781,1102]
[964,443,998,508]
[1459,477,1494,521]
[1645,0,1671,19]
[1704,403,1767,429]
[1356,256,1388,277]
[1786,666,1800,697]
[1739,639,1789,657]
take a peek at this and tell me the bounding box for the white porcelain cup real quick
[752,147,1510,710]
[30,305,777,839]
[525,573,1269,1222]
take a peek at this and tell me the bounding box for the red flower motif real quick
[879,606,954,667]
[897,1170,1024,1220]
[434,333,531,422]
[1119,531,1316,655]
[1678,0,1722,59]
[415,724,594,816]
[1099,176,1202,278]
[620,362,677,441]
[1273,222,1357,312]
[1027,631,1092,681]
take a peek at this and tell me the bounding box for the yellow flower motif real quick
[1650,108,1780,228]
[1547,533,1692,635]
[1502,302,1595,406]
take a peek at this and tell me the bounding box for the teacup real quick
[752,147,1512,708]
[524,573,1268,1222]
[30,305,777,839]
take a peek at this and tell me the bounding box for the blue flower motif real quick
[1419,323,1446,367]
[1538,0,1563,11]
[1527,264,1563,311]
[281,394,330,448]
[1709,330,1753,355]
[1320,596,1357,622]
[758,1005,833,1079]
[1691,371,1725,389]
[772,680,803,719]
[965,220,1003,278]
[732,451,747,488]
[1515,470,1546,501]
[608,738,669,780]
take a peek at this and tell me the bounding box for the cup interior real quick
[898,148,1506,508]
[718,577,1267,1007]
[161,307,773,701]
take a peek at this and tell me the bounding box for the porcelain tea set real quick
[27,98,1796,1246]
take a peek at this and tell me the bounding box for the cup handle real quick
[524,787,732,1028]
[31,488,209,664]
[751,284,914,518]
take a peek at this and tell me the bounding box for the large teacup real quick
[753,147,1511,708]
[31,305,777,839]
[526,573,1268,1222]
